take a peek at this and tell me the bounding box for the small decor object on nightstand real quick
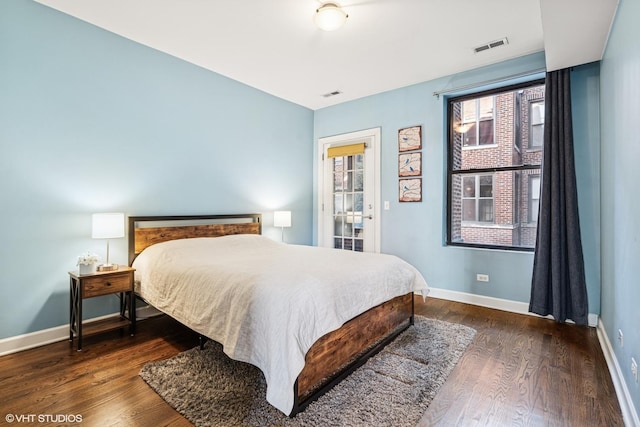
[92,213,125,271]
[77,252,100,275]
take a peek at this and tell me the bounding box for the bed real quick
[128,214,428,416]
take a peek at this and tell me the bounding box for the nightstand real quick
[69,266,136,351]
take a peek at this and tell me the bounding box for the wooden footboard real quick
[291,292,415,416]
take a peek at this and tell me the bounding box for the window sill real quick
[461,222,515,230]
[446,241,535,253]
[462,144,498,150]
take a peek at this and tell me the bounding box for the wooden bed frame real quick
[128,214,414,416]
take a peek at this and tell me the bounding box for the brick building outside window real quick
[447,81,545,250]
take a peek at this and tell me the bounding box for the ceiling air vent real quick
[474,37,509,54]
[322,90,342,98]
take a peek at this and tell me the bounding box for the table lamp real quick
[273,211,291,243]
[92,213,125,271]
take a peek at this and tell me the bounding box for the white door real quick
[318,128,380,253]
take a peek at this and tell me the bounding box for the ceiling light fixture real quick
[315,3,348,31]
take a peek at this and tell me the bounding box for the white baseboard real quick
[597,319,640,427]
[0,313,119,357]
[426,287,599,327]
[0,306,160,357]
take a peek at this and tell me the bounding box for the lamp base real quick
[97,264,119,272]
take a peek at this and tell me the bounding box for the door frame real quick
[317,127,381,253]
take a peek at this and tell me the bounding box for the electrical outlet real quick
[618,329,624,347]
[632,358,638,383]
[476,274,489,282]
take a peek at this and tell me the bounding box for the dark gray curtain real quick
[529,68,589,325]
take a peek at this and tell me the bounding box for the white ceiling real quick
[35,0,618,110]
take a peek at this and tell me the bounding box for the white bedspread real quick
[133,234,428,414]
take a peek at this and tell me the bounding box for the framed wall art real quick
[398,125,422,152]
[398,152,421,177]
[399,178,422,202]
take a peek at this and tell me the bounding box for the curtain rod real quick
[433,68,547,99]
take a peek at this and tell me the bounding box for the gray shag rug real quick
[139,316,476,426]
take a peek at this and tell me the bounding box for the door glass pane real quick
[355,153,364,170]
[354,193,364,216]
[330,152,367,252]
[334,194,344,215]
[334,238,343,249]
[345,171,353,191]
[344,221,353,237]
[354,169,364,191]
[333,172,344,191]
[345,193,353,212]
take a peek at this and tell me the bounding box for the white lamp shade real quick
[92,213,125,239]
[274,211,292,228]
[315,3,348,31]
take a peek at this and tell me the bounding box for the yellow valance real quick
[327,142,366,158]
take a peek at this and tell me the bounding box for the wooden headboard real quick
[128,214,262,266]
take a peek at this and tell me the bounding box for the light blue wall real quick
[314,52,602,314]
[0,0,615,359]
[0,0,314,339]
[600,0,640,409]
[572,62,602,315]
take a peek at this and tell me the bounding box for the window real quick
[462,175,494,222]
[529,100,545,148]
[460,97,494,147]
[447,80,545,250]
[529,175,541,223]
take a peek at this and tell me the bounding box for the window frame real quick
[446,79,545,252]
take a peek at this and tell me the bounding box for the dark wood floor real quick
[415,298,624,426]
[0,297,624,426]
